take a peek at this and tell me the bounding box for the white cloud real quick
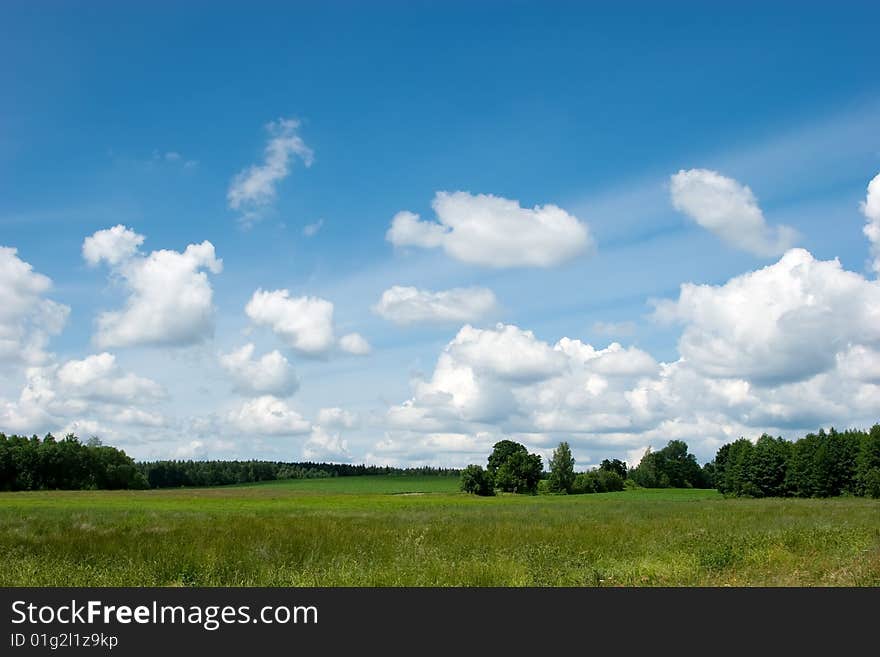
[219,343,299,396]
[228,118,313,226]
[302,425,350,461]
[173,440,208,459]
[339,332,371,355]
[84,227,223,349]
[670,168,798,256]
[387,191,594,268]
[0,355,166,436]
[862,172,880,274]
[244,289,369,357]
[652,248,880,383]
[317,407,358,429]
[383,248,880,463]
[448,324,568,382]
[82,225,145,266]
[226,395,311,436]
[373,285,498,325]
[365,431,499,468]
[56,353,165,404]
[0,246,70,365]
[303,219,324,237]
[245,289,336,355]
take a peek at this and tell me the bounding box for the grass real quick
[1,476,878,586]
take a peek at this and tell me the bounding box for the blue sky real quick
[2,1,880,467]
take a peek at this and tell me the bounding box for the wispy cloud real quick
[303,219,324,237]
[228,118,313,229]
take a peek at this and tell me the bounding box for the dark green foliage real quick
[714,438,757,496]
[630,440,708,489]
[459,464,494,496]
[714,424,879,498]
[494,450,543,494]
[571,468,625,494]
[487,440,543,494]
[487,440,527,479]
[571,471,598,494]
[597,469,625,492]
[0,433,148,491]
[863,468,880,498]
[599,458,627,479]
[0,431,460,491]
[785,428,860,497]
[547,442,576,493]
[856,425,880,497]
[138,460,458,488]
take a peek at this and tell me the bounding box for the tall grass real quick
[1,477,878,586]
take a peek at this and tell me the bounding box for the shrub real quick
[459,464,493,496]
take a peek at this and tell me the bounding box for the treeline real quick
[712,425,880,498]
[0,432,458,491]
[138,460,458,489]
[0,433,148,491]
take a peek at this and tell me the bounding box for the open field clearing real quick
[1,477,878,586]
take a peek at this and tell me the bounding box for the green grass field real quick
[2,475,878,586]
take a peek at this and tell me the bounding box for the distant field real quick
[1,476,878,586]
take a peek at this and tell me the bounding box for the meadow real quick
[1,475,878,586]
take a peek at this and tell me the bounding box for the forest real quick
[0,432,456,491]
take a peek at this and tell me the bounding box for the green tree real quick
[547,442,576,493]
[630,440,705,489]
[856,424,880,496]
[459,464,493,496]
[487,440,528,480]
[493,449,543,494]
[599,458,627,479]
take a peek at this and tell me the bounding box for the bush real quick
[459,464,494,496]
[597,469,625,492]
[571,470,599,495]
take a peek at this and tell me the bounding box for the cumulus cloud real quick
[670,168,798,256]
[55,353,165,404]
[339,332,371,355]
[228,118,313,227]
[387,325,656,434]
[226,395,311,436]
[652,248,880,384]
[373,285,498,325]
[245,290,336,355]
[447,324,568,382]
[0,354,166,435]
[245,289,369,356]
[386,191,594,268]
[862,172,880,274]
[219,343,299,396]
[82,225,145,266]
[84,226,223,349]
[0,246,70,365]
[383,248,880,463]
[302,425,350,461]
